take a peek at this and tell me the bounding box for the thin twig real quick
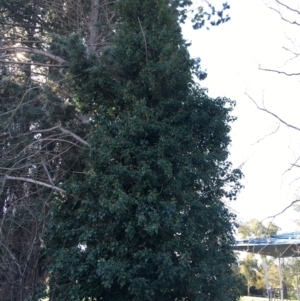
[269,6,300,26]
[261,200,300,222]
[246,93,300,132]
[251,124,280,145]
[259,66,300,76]
[275,0,300,15]
[284,156,300,174]
[138,17,148,63]
[282,46,299,57]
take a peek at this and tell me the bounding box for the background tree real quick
[238,219,279,238]
[0,1,115,299]
[285,258,300,299]
[240,254,263,296]
[237,219,280,298]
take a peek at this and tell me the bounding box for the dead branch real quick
[4,175,66,194]
[58,125,90,146]
[0,59,67,68]
[31,124,90,147]
[41,159,55,186]
[0,47,66,64]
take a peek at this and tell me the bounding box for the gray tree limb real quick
[0,47,66,64]
[4,175,66,194]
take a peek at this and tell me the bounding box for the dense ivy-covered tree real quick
[45,0,242,300]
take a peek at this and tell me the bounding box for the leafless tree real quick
[0,1,116,299]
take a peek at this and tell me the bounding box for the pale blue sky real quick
[182,0,300,233]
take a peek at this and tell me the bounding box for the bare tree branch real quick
[4,175,66,194]
[58,125,90,147]
[269,6,300,26]
[41,160,55,186]
[282,46,299,57]
[284,156,300,174]
[261,199,300,222]
[259,66,300,76]
[0,59,67,68]
[31,124,90,147]
[246,93,300,132]
[0,47,66,64]
[251,124,280,145]
[275,0,300,15]
[282,44,300,65]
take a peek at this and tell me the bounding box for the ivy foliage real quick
[45,0,242,300]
